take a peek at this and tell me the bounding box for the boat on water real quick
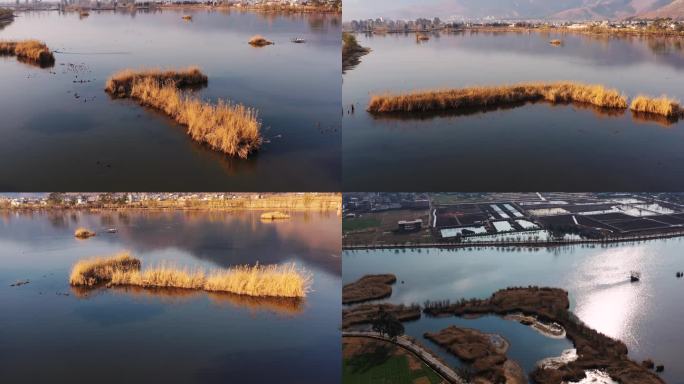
[106,228,117,234]
[291,37,306,43]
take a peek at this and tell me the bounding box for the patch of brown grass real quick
[248,35,273,46]
[104,67,208,98]
[630,95,682,118]
[74,227,96,239]
[0,40,55,66]
[260,211,291,220]
[70,253,312,298]
[368,82,628,113]
[105,68,261,158]
[343,274,396,304]
[69,252,141,286]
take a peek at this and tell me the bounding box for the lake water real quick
[0,209,341,383]
[343,32,684,191]
[0,10,341,191]
[343,238,684,383]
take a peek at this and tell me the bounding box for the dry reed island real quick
[70,252,312,299]
[0,40,55,67]
[368,82,683,120]
[342,32,370,73]
[248,35,273,47]
[105,67,262,159]
[342,272,665,384]
[74,227,96,239]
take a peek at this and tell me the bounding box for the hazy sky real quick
[343,0,461,21]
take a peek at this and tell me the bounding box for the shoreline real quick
[343,229,684,250]
[345,25,684,38]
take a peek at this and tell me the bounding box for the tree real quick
[371,308,404,340]
[47,192,65,206]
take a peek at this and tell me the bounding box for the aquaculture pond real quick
[343,238,684,382]
[343,32,684,191]
[0,209,341,383]
[0,10,340,191]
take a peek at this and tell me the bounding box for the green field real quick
[343,354,443,384]
[343,217,381,232]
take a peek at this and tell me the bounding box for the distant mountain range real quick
[433,0,684,20]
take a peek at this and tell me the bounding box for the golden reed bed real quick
[105,67,262,159]
[69,252,312,298]
[0,40,55,66]
[368,82,628,114]
[630,95,682,118]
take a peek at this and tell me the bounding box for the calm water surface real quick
[343,32,684,190]
[343,239,684,383]
[0,10,341,191]
[0,210,341,383]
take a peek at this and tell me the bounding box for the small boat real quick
[106,228,118,234]
[291,37,306,44]
[630,271,641,282]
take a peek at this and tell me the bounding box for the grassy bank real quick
[105,68,261,159]
[0,40,55,66]
[342,33,370,73]
[70,253,312,298]
[0,8,13,21]
[368,82,628,113]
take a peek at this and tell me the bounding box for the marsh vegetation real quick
[248,35,273,47]
[105,68,262,159]
[0,40,55,67]
[73,227,96,239]
[368,82,629,113]
[342,32,370,73]
[70,252,312,298]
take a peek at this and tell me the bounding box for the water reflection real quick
[72,285,306,316]
[0,210,341,275]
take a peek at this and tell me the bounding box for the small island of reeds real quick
[74,227,96,239]
[630,95,682,119]
[368,82,629,114]
[69,252,312,298]
[260,211,291,220]
[0,40,55,67]
[105,67,262,159]
[248,35,274,47]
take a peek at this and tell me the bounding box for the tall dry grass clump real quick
[105,67,208,98]
[248,35,273,46]
[0,40,55,66]
[630,95,682,118]
[69,252,141,286]
[74,227,96,239]
[70,253,312,298]
[204,263,312,298]
[368,82,628,113]
[105,68,261,158]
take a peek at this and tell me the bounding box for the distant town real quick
[343,17,684,36]
[1,192,341,210]
[343,192,684,248]
[0,0,340,13]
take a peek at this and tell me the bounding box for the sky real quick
[343,0,462,21]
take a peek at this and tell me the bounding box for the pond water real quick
[0,209,341,383]
[0,10,341,191]
[343,238,684,382]
[343,32,684,191]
